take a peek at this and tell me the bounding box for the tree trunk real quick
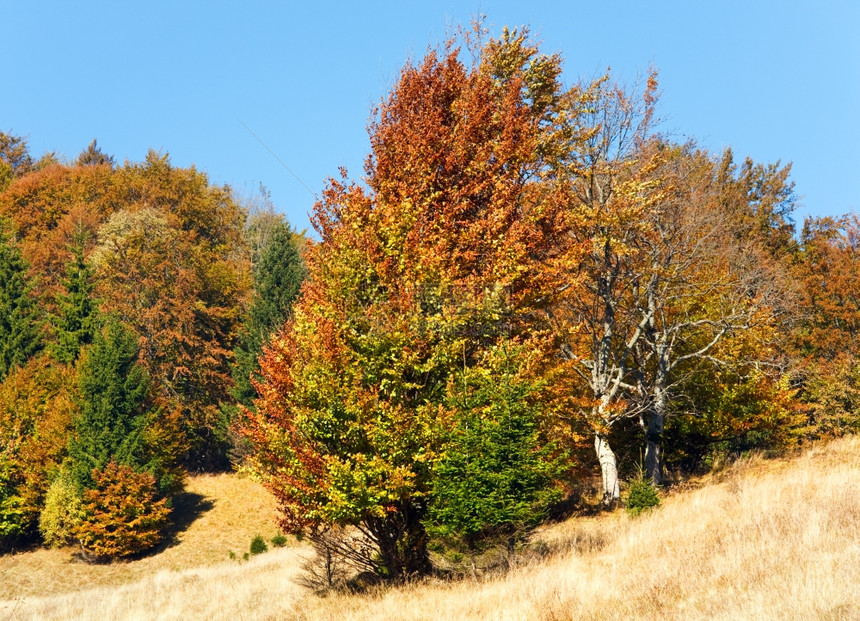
[366,503,432,581]
[595,433,620,505]
[645,374,666,485]
[644,416,663,485]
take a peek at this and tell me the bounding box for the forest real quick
[0,27,857,582]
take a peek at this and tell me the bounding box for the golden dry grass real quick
[0,473,284,601]
[2,437,859,620]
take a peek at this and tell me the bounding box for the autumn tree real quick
[91,153,249,468]
[622,143,793,483]
[790,215,860,437]
[542,73,665,504]
[794,215,860,360]
[633,148,801,474]
[0,162,118,307]
[0,356,76,547]
[538,67,799,496]
[0,132,33,190]
[74,460,170,560]
[715,148,797,259]
[241,28,570,579]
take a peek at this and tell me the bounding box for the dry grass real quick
[2,437,859,620]
[0,473,284,601]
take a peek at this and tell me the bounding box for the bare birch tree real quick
[546,73,662,505]
[630,144,792,484]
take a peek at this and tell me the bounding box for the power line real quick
[237,118,315,197]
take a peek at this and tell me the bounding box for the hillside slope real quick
[2,437,859,620]
[0,474,284,600]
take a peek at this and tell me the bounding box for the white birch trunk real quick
[644,382,665,485]
[644,420,663,485]
[595,433,620,505]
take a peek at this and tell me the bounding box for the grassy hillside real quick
[0,474,283,601]
[2,437,859,620]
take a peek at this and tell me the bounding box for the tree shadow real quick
[153,491,215,553]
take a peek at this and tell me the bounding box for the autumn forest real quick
[1,27,858,584]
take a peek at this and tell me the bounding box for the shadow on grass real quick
[0,537,43,556]
[153,491,215,554]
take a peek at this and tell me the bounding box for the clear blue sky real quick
[3,1,858,233]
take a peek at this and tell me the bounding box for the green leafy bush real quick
[250,534,268,555]
[271,533,288,548]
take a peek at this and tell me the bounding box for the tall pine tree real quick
[0,225,42,379]
[52,231,98,364]
[231,221,305,407]
[69,319,152,490]
[75,139,115,167]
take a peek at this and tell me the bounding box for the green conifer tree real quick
[75,139,115,167]
[427,347,566,558]
[231,222,305,407]
[0,226,42,379]
[53,231,99,364]
[69,319,152,489]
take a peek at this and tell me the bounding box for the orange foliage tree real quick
[241,28,573,579]
[543,79,797,497]
[541,74,667,503]
[0,150,250,468]
[0,132,34,190]
[0,162,117,307]
[74,460,170,560]
[0,356,76,546]
[95,154,249,468]
[628,143,793,483]
[792,215,860,437]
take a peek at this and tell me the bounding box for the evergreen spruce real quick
[69,319,152,489]
[231,222,305,407]
[626,473,661,516]
[53,231,98,364]
[75,139,115,167]
[427,350,565,557]
[0,226,42,379]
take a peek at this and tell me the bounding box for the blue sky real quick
[3,1,858,234]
